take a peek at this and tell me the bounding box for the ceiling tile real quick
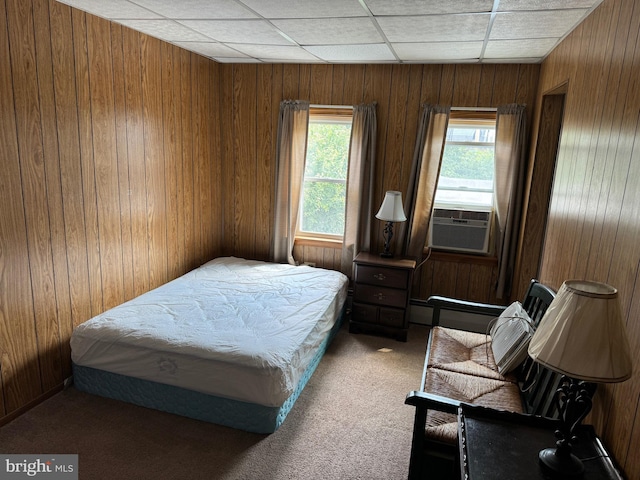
[232,44,321,62]
[213,57,262,63]
[490,10,588,39]
[239,0,367,18]
[57,0,161,19]
[116,19,213,41]
[179,19,293,44]
[498,0,602,11]
[377,14,491,43]
[364,0,493,15]
[171,41,247,58]
[131,0,257,19]
[272,18,383,45]
[393,42,484,62]
[484,38,559,58]
[304,44,396,63]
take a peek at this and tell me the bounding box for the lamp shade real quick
[528,280,633,383]
[375,191,407,222]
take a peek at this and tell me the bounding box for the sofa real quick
[405,280,561,479]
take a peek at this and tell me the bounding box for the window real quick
[429,112,497,255]
[297,108,353,240]
[434,113,496,210]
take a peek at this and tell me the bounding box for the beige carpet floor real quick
[0,323,429,480]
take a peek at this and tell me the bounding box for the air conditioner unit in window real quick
[428,208,492,254]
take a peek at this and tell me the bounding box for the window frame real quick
[295,106,353,244]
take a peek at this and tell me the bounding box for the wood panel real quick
[180,48,197,269]
[49,0,91,340]
[34,0,73,382]
[0,0,221,423]
[223,63,238,256]
[533,0,640,476]
[0,0,41,415]
[122,27,151,298]
[256,65,275,260]
[87,14,125,312]
[7,0,62,393]
[111,22,135,303]
[162,42,180,282]
[342,65,365,105]
[141,35,167,290]
[513,93,565,300]
[72,8,104,319]
[477,65,496,107]
[233,64,258,258]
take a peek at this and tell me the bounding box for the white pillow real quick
[489,301,534,374]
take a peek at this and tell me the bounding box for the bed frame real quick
[73,308,345,434]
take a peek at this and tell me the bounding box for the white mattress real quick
[71,257,348,407]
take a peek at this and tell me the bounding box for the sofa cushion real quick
[427,327,516,383]
[423,367,524,444]
[425,410,459,444]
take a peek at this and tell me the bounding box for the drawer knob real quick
[374,292,386,301]
[373,273,386,281]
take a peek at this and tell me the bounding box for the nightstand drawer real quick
[352,302,378,323]
[352,304,406,328]
[354,284,407,309]
[355,264,410,289]
[378,307,405,328]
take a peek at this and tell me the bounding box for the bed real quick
[70,256,348,433]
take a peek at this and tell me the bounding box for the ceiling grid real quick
[56,0,604,64]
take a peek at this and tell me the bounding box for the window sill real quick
[295,236,343,249]
[426,249,498,266]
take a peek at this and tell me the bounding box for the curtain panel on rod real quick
[271,100,310,265]
[400,104,451,260]
[494,104,527,299]
[340,103,377,276]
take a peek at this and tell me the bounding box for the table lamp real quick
[375,191,407,258]
[528,280,633,478]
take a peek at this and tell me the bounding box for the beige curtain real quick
[271,100,309,265]
[400,104,450,259]
[340,103,377,276]
[494,104,527,299]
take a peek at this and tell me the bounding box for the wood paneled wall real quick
[8,0,637,475]
[218,62,539,304]
[0,0,221,421]
[533,0,640,476]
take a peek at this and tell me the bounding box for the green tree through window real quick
[299,118,352,236]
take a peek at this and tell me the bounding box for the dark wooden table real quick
[458,404,625,480]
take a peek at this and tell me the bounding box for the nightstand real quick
[349,252,416,341]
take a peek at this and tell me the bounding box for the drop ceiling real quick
[56,0,603,64]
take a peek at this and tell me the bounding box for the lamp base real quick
[539,448,584,478]
[380,221,395,258]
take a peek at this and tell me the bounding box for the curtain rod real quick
[311,105,496,111]
[451,107,497,112]
[310,104,353,109]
